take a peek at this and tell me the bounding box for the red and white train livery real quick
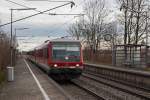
[27,38,83,80]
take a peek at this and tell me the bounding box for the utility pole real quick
[145,11,148,66]
[14,28,29,64]
[0,2,75,27]
[10,9,13,66]
[10,8,35,66]
[146,12,148,46]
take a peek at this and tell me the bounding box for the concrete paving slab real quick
[0,58,44,100]
[0,57,68,100]
[27,60,69,100]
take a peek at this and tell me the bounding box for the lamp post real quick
[14,28,29,38]
[10,8,35,66]
[14,27,29,48]
[14,28,29,65]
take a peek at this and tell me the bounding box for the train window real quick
[52,43,80,62]
[66,46,79,51]
[43,48,49,58]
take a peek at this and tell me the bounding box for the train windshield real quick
[52,43,80,62]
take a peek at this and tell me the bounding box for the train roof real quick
[35,38,80,50]
[49,38,81,43]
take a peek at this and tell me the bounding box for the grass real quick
[0,33,12,86]
[0,70,5,89]
[143,66,150,72]
[0,71,5,83]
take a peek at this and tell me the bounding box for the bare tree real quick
[67,0,109,51]
[102,21,123,49]
[67,21,83,40]
[83,0,108,52]
[118,0,150,44]
[0,31,11,70]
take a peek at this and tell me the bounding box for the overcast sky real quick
[0,0,117,51]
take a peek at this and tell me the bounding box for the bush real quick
[0,38,11,69]
[83,49,112,65]
[0,71,5,84]
[0,33,11,84]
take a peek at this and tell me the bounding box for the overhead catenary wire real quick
[17,14,80,41]
[5,0,84,17]
[18,17,78,50]
[0,2,72,27]
[8,0,82,44]
[18,17,76,38]
[47,8,84,36]
[49,13,84,15]
[27,0,73,2]
[5,0,57,15]
[47,16,77,36]
[4,0,84,24]
[5,0,45,13]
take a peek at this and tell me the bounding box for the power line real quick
[5,0,84,20]
[5,0,51,15]
[17,17,76,49]
[0,2,72,27]
[49,13,84,15]
[16,17,77,42]
[27,0,72,2]
[48,0,73,2]
[18,16,77,37]
[48,17,75,34]
[47,16,79,37]
[47,13,85,37]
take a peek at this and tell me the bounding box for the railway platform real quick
[0,57,71,100]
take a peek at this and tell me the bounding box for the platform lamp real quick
[14,28,29,38]
[7,8,35,82]
[10,8,35,67]
[14,28,29,64]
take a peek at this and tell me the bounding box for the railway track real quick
[28,60,73,100]
[28,60,104,100]
[83,63,150,100]
[59,81,103,100]
[84,63,150,90]
[28,59,150,100]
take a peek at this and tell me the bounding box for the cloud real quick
[17,36,59,51]
[0,0,117,51]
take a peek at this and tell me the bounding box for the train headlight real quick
[65,56,69,60]
[76,64,79,67]
[54,64,58,67]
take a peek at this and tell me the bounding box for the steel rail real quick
[82,73,150,99]
[71,80,105,100]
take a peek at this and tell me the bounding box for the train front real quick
[49,39,83,80]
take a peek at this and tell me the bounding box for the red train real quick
[27,38,83,80]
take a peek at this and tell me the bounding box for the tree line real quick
[0,25,17,83]
[67,0,150,51]
[0,29,10,83]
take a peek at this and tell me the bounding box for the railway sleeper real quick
[81,73,150,100]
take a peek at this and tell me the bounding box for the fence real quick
[83,49,112,65]
[114,44,150,68]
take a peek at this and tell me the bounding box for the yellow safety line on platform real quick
[24,59,51,100]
